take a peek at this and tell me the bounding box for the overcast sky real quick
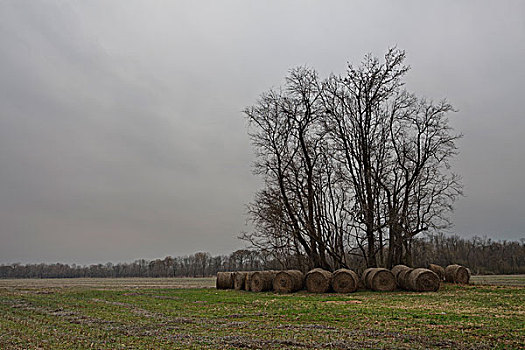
[1,1,524,265]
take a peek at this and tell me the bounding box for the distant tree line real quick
[411,234,524,275]
[0,250,271,279]
[0,235,523,279]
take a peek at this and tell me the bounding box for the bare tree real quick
[381,95,462,267]
[323,48,408,267]
[194,252,211,277]
[244,67,333,269]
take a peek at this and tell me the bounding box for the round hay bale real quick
[365,268,396,292]
[273,270,304,293]
[233,272,248,290]
[361,268,375,288]
[250,271,277,292]
[332,268,359,293]
[391,265,410,280]
[397,268,414,290]
[305,268,333,293]
[216,272,234,289]
[407,268,440,292]
[357,277,365,290]
[445,264,471,284]
[428,264,445,281]
[245,271,256,291]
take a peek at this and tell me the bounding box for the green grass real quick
[0,278,523,349]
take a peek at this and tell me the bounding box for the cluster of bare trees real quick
[0,250,271,279]
[1,236,522,279]
[411,234,525,275]
[242,48,463,269]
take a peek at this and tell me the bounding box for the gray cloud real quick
[1,1,524,264]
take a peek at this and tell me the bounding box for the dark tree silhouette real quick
[244,48,463,268]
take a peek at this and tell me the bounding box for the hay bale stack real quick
[244,271,256,291]
[445,264,471,284]
[407,268,440,292]
[391,264,411,287]
[397,268,414,290]
[250,271,277,292]
[365,268,396,291]
[305,268,333,293]
[391,265,410,280]
[361,268,375,288]
[273,270,304,293]
[216,272,234,289]
[332,269,359,293]
[428,264,445,281]
[357,276,365,290]
[233,272,248,290]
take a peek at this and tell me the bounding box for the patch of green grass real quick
[0,279,523,349]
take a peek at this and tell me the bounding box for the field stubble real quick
[0,276,523,349]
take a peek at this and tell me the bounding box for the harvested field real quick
[0,277,523,349]
[471,274,525,286]
[0,277,215,290]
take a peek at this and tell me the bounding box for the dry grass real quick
[0,276,523,349]
[0,277,215,290]
[471,274,525,286]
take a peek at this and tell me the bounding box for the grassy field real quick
[0,277,523,349]
[471,274,525,286]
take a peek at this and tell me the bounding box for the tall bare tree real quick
[381,94,462,267]
[323,48,409,267]
[244,67,337,269]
